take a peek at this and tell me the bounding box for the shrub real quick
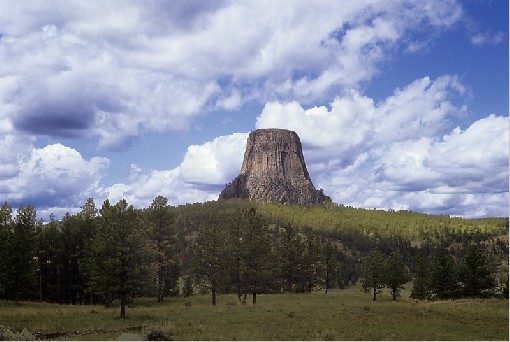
[117,332,143,341]
[144,322,175,341]
[0,326,36,341]
[320,329,336,341]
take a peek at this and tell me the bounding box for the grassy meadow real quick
[0,285,507,341]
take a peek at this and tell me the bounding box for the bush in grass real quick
[117,332,143,341]
[0,326,36,341]
[143,322,175,341]
[320,329,336,341]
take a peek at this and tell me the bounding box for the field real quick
[0,285,507,341]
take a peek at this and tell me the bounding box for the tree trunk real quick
[373,287,376,301]
[120,293,126,319]
[252,292,257,305]
[325,270,329,294]
[236,257,241,301]
[157,253,164,302]
[392,287,396,300]
[104,294,111,308]
[242,278,248,304]
[211,286,217,306]
[157,271,163,303]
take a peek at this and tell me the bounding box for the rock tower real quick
[219,128,327,205]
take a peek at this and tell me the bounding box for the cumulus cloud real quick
[104,133,248,207]
[256,76,508,217]
[257,75,466,167]
[0,0,463,148]
[3,72,505,219]
[0,1,504,219]
[97,74,508,218]
[0,140,109,210]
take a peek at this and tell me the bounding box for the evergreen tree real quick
[147,196,178,302]
[241,208,273,304]
[383,251,409,300]
[430,248,459,299]
[410,253,431,300]
[0,202,12,298]
[277,224,305,292]
[85,199,153,318]
[302,234,324,293]
[34,216,63,303]
[192,212,228,305]
[360,249,385,301]
[6,205,37,300]
[59,212,92,304]
[323,240,337,294]
[182,276,194,297]
[459,244,495,297]
[77,198,99,305]
[226,209,245,301]
[79,198,98,221]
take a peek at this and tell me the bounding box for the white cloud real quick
[2,71,505,219]
[1,1,504,219]
[256,76,508,217]
[104,133,248,208]
[0,0,464,148]
[375,114,508,192]
[0,141,109,210]
[179,133,248,185]
[97,75,508,218]
[471,31,504,46]
[257,75,465,167]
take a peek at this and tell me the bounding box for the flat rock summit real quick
[219,128,327,205]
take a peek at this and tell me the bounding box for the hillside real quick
[173,199,509,288]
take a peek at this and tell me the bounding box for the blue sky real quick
[0,0,507,220]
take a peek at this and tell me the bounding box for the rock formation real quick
[219,128,327,205]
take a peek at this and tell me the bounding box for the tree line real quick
[360,244,504,301]
[0,198,507,319]
[0,198,180,319]
[191,207,341,306]
[0,198,347,318]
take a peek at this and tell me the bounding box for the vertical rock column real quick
[219,128,327,205]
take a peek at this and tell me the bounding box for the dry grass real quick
[0,285,507,340]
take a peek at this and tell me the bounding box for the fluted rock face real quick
[219,128,327,205]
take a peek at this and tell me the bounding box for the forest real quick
[0,197,508,320]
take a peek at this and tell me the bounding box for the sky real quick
[0,0,508,221]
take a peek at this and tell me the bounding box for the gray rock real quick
[219,128,327,205]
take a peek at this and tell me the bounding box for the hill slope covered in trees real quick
[0,198,507,319]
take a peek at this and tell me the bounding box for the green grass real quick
[0,286,508,340]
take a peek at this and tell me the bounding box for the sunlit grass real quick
[0,285,507,340]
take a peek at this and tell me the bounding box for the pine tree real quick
[84,199,153,318]
[383,251,409,300]
[459,244,495,297]
[182,276,194,297]
[277,224,305,292]
[430,248,459,299]
[147,196,178,302]
[6,205,37,301]
[0,202,12,299]
[323,240,337,294]
[303,234,324,293]
[360,249,385,301]
[410,253,431,300]
[34,216,63,303]
[241,208,273,304]
[192,212,228,305]
[226,209,245,301]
